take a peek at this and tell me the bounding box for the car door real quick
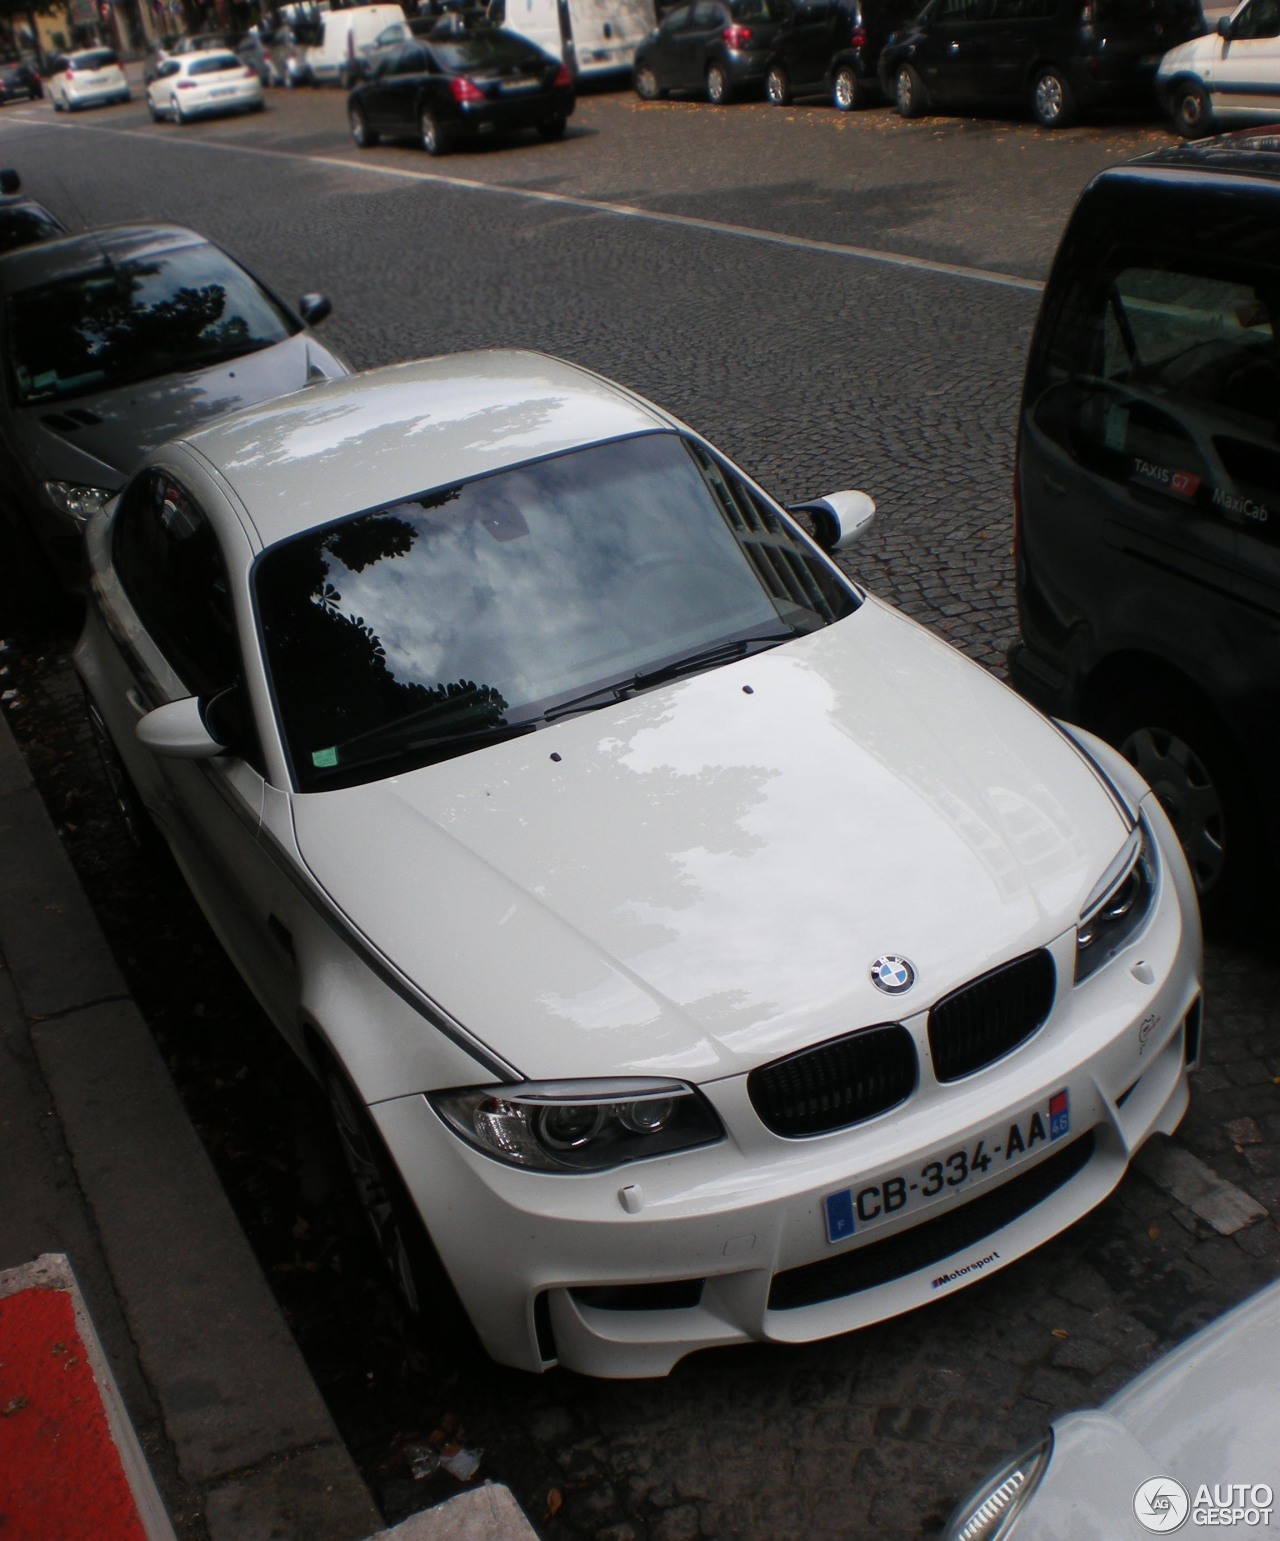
[85,466,298,1031]
[366,42,433,131]
[781,0,841,91]
[1209,0,1280,119]
[646,4,698,85]
[686,0,731,83]
[912,0,993,101]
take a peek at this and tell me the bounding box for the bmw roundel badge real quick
[870,955,916,995]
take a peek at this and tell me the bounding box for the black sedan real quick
[347,23,574,156]
[633,0,789,104]
[0,59,42,103]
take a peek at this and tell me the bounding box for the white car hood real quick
[292,601,1129,1082]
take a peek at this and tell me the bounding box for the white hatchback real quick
[47,48,131,111]
[1158,0,1280,136]
[146,50,264,123]
[75,352,1204,1378]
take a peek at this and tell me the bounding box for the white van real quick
[496,0,653,79]
[301,3,409,84]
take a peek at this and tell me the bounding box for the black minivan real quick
[878,0,1204,127]
[1010,133,1280,920]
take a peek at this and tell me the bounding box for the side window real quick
[113,471,240,696]
[660,4,692,27]
[1233,0,1280,38]
[1054,260,1280,531]
[690,2,724,23]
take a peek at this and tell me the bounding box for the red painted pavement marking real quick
[0,1286,147,1540]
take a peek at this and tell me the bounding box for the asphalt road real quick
[0,81,1277,1541]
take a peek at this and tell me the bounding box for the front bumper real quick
[373,792,1201,1377]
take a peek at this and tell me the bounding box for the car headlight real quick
[429,1079,724,1172]
[943,1434,1052,1541]
[44,481,113,524]
[1076,817,1157,983]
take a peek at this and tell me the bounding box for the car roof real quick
[1131,127,1280,183]
[179,351,674,551]
[0,223,211,294]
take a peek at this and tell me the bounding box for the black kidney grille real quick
[928,949,1056,1082]
[748,1023,918,1137]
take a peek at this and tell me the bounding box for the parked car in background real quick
[146,50,266,122]
[348,23,574,153]
[0,223,346,590]
[0,59,43,103]
[236,29,285,86]
[45,49,131,111]
[945,1277,1280,1539]
[633,0,790,103]
[74,347,1201,1379]
[880,0,1204,126]
[760,0,919,108]
[1157,0,1280,136]
[302,3,409,85]
[496,0,654,80]
[0,168,65,253]
[1010,132,1280,923]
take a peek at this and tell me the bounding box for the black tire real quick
[319,1053,476,1354]
[832,63,862,111]
[1030,64,1076,128]
[633,61,662,100]
[893,62,926,118]
[349,103,378,146]
[706,60,732,104]
[1171,80,1214,139]
[764,63,790,105]
[420,108,446,155]
[538,113,567,140]
[1094,685,1262,929]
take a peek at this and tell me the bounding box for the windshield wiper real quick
[542,630,798,724]
[330,718,538,774]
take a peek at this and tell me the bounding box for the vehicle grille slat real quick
[748,1023,917,1137]
[928,949,1055,1082]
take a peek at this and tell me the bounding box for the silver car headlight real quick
[944,1433,1052,1540]
[44,480,113,524]
[1076,817,1157,983]
[430,1079,724,1172]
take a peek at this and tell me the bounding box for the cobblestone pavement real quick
[0,90,1277,1541]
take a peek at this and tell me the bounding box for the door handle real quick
[125,688,147,718]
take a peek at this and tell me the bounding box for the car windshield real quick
[0,206,64,254]
[430,30,545,68]
[256,431,858,791]
[5,245,297,405]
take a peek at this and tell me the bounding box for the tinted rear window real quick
[74,50,119,68]
[731,0,785,16]
[430,30,548,68]
[189,52,242,73]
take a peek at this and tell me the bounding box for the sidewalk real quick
[0,708,535,1541]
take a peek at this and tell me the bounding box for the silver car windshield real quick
[5,246,297,405]
[255,431,858,791]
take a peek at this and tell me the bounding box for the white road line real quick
[2,115,1046,295]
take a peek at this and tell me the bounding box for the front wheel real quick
[634,61,662,99]
[420,108,446,155]
[893,62,926,118]
[764,64,790,105]
[706,60,732,105]
[1095,686,1260,928]
[349,103,378,146]
[1171,80,1214,138]
[832,63,862,111]
[1031,65,1076,128]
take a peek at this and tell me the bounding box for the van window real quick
[1056,258,1280,527]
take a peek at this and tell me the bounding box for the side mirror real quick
[0,168,20,195]
[298,292,332,326]
[136,696,226,759]
[1217,13,1232,36]
[790,489,877,553]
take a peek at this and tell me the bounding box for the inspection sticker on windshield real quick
[823,1089,1070,1244]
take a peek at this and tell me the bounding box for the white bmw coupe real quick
[75,352,1203,1377]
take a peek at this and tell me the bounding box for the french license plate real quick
[500,79,539,94]
[823,1089,1071,1244]
[211,86,238,96]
